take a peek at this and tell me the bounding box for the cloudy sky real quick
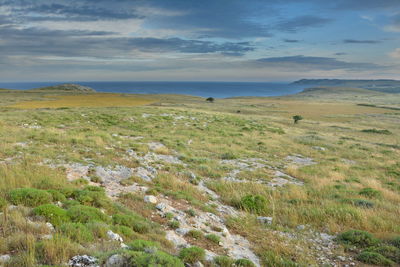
[0,0,399,82]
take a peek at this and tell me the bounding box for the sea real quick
[0,81,308,98]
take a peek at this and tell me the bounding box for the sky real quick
[0,0,399,82]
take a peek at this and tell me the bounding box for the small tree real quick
[206,97,214,103]
[293,115,303,124]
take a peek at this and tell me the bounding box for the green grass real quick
[0,89,399,265]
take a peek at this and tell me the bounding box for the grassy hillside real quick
[0,89,399,266]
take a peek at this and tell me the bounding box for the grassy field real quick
[0,88,399,266]
[7,93,155,109]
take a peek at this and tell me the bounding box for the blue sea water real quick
[0,81,306,98]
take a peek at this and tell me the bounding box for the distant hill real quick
[292,79,400,93]
[298,86,385,96]
[32,83,96,92]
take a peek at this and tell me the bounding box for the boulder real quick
[107,230,123,243]
[144,195,158,204]
[104,254,127,267]
[68,255,98,267]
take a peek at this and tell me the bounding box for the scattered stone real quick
[104,254,127,267]
[144,195,158,204]
[268,171,304,187]
[147,142,166,151]
[312,146,326,151]
[286,155,315,166]
[41,234,53,240]
[193,261,204,267]
[257,216,273,225]
[296,225,306,231]
[68,255,98,267]
[46,222,55,232]
[156,203,169,212]
[0,254,11,264]
[107,230,123,243]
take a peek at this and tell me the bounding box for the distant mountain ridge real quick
[292,79,400,93]
[32,83,96,92]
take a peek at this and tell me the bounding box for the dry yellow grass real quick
[7,93,155,109]
[225,98,390,120]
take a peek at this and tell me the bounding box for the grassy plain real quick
[0,87,399,266]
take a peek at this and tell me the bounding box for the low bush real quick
[72,186,110,208]
[356,251,394,266]
[168,220,180,229]
[9,188,52,207]
[67,205,110,223]
[126,251,184,267]
[364,245,400,263]
[32,204,69,226]
[338,230,379,247]
[46,190,66,202]
[361,129,392,135]
[205,234,221,244]
[86,222,109,239]
[0,197,7,209]
[391,236,400,249]
[213,255,235,266]
[128,239,160,251]
[35,235,83,265]
[359,188,382,199]
[59,223,94,244]
[235,258,256,267]
[179,246,205,264]
[112,225,137,240]
[187,230,204,239]
[260,250,297,267]
[112,214,149,233]
[238,195,268,214]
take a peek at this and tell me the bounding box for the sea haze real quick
[0,81,307,98]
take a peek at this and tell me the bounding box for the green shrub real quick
[238,195,268,214]
[361,129,392,135]
[58,188,75,198]
[235,258,256,267]
[356,251,394,266]
[205,234,221,244]
[365,245,400,263]
[168,220,180,229]
[359,188,382,199]
[128,239,160,251]
[126,251,184,267]
[46,190,66,202]
[213,255,235,266]
[9,188,52,207]
[260,250,297,267]
[0,197,7,209]
[179,246,205,264]
[59,223,94,244]
[112,214,149,233]
[391,236,400,249]
[112,225,137,240]
[62,199,80,208]
[72,187,110,208]
[342,198,374,208]
[35,234,82,265]
[338,230,379,247]
[33,204,69,226]
[67,205,110,223]
[164,212,174,220]
[185,209,196,217]
[86,222,109,239]
[187,230,204,239]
